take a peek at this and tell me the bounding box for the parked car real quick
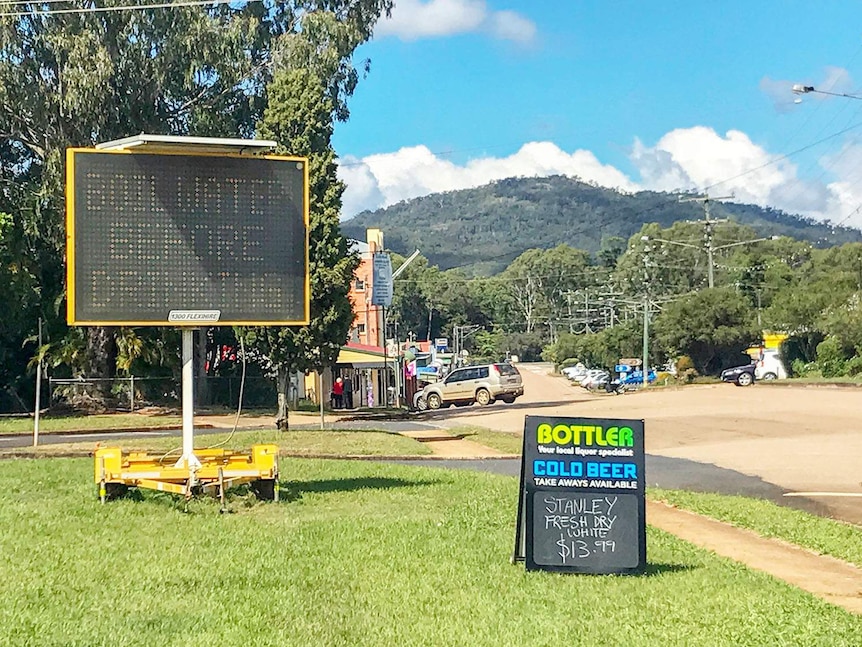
[562,363,588,381]
[754,348,788,380]
[421,363,524,410]
[721,362,756,386]
[607,369,657,394]
[579,369,610,391]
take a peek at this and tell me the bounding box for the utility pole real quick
[680,194,732,288]
[642,242,650,388]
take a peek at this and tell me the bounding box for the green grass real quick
[0,458,860,646]
[451,425,523,454]
[0,413,185,434]
[0,429,432,458]
[651,488,862,568]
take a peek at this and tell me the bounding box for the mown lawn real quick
[0,428,432,459]
[0,457,859,646]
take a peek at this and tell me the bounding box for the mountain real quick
[341,175,862,275]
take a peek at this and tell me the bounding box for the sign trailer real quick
[66,135,310,505]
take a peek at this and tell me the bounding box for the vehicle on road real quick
[720,362,757,386]
[420,363,524,410]
[413,390,428,411]
[561,363,588,381]
[579,369,610,391]
[753,348,788,380]
[607,369,657,394]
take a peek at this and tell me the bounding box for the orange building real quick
[348,228,386,347]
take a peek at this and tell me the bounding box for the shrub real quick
[845,355,862,376]
[815,336,847,378]
[675,355,694,373]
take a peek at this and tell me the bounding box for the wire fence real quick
[49,375,276,411]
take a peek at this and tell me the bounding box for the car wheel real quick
[500,395,515,404]
[427,393,442,410]
[736,372,753,386]
[475,388,491,406]
[415,395,428,411]
[762,372,778,380]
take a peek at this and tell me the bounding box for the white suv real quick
[421,363,524,409]
[754,348,788,380]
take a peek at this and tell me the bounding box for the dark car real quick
[720,362,756,386]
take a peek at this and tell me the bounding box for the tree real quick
[654,288,760,375]
[243,66,358,429]
[0,1,392,410]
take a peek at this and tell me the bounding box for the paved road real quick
[402,362,862,525]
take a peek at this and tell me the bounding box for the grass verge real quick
[0,428,432,459]
[0,457,860,646]
[650,488,862,568]
[0,413,185,434]
[450,424,523,454]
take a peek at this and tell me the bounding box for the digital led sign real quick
[66,149,309,326]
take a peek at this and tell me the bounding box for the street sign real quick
[371,253,393,307]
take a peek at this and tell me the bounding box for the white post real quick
[175,329,200,469]
[319,370,325,430]
[33,318,42,447]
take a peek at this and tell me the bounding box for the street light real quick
[792,84,862,101]
[641,235,780,289]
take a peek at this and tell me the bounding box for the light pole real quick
[792,84,862,101]
[641,235,779,289]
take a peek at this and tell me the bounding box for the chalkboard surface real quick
[515,415,646,574]
[530,491,640,569]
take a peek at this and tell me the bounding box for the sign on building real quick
[371,253,393,307]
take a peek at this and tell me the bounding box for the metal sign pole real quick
[33,318,42,447]
[175,329,200,469]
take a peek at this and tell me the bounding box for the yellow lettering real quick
[606,427,619,445]
[537,424,552,444]
[596,426,608,446]
[552,424,572,445]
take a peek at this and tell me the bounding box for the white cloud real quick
[339,126,862,229]
[375,0,536,44]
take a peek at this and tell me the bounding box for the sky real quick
[332,1,862,230]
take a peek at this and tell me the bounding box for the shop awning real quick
[336,344,397,369]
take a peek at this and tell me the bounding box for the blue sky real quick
[333,1,862,229]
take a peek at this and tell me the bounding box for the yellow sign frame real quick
[66,147,310,327]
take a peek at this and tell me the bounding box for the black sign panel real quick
[67,150,309,325]
[514,415,646,574]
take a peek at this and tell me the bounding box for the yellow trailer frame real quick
[95,444,279,505]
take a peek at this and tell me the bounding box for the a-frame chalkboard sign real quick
[512,415,646,574]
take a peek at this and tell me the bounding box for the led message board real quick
[66,149,309,326]
[513,415,646,574]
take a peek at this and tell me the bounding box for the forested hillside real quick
[342,176,862,274]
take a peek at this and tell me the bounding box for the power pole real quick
[642,241,650,388]
[680,194,732,288]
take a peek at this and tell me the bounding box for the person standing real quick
[343,374,353,409]
[332,376,344,409]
